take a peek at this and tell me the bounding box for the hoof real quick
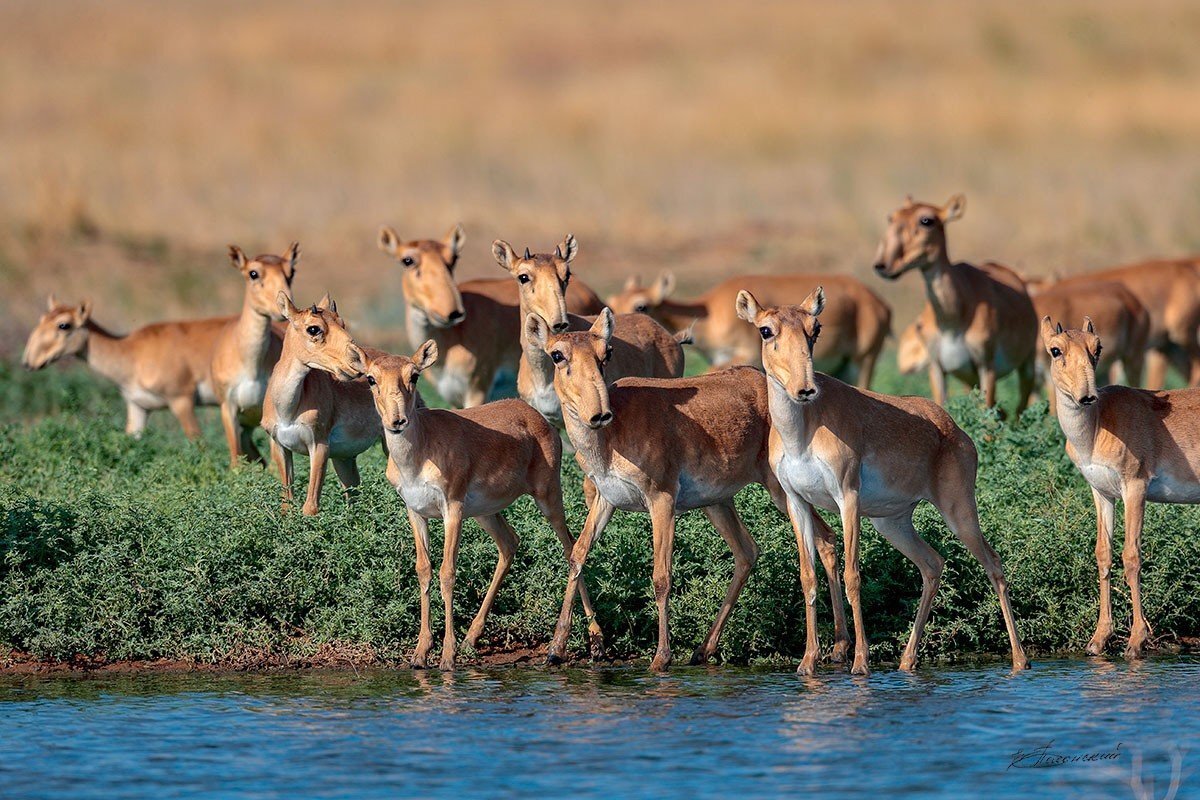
[898,659,916,673]
[829,641,849,664]
[546,650,565,666]
[410,656,429,670]
[650,653,672,672]
[1012,657,1031,672]
[850,658,870,677]
[796,660,817,677]
[1085,639,1107,656]
[439,657,456,671]
[688,647,710,666]
[1123,644,1145,661]
[588,632,605,662]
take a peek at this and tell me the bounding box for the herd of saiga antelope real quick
[19,193,1200,674]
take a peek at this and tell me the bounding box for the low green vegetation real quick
[1,357,1198,669]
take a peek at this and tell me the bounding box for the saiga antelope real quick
[737,286,1029,675]
[1041,315,1200,658]
[355,341,603,669]
[1043,259,1200,389]
[379,225,603,407]
[535,313,850,671]
[1029,279,1150,414]
[22,296,229,438]
[608,272,891,387]
[874,194,1038,414]
[210,243,296,466]
[261,295,381,516]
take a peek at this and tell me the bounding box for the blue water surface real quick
[0,657,1194,799]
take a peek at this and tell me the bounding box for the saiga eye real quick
[518,274,531,285]
[1050,347,1062,358]
[551,351,565,364]
[306,325,322,337]
[248,270,259,280]
[759,326,772,340]
[402,257,415,267]
[366,375,376,386]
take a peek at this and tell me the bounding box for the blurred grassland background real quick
[3,0,1200,354]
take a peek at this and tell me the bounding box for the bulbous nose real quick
[1079,394,1097,406]
[873,262,887,273]
[390,417,408,430]
[447,310,464,323]
[552,321,570,333]
[588,411,613,427]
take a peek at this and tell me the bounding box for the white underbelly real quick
[196,380,219,405]
[437,368,469,407]
[399,481,446,518]
[273,421,312,454]
[935,332,973,373]
[231,376,266,411]
[528,385,562,425]
[1148,471,1200,504]
[328,422,376,459]
[123,385,166,410]
[590,472,646,512]
[1076,462,1123,499]
[675,470,736,511]
[777,452,841,510]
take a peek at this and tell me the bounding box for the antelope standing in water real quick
[1043,259,1200,389]
[355,341,603,669]
[737,286,1029,675]
[210,243,296,466]
[607,272,891,387]
[379,225,603,407]
[1041,316,1200,658]
[874,195,1037,414]
[536,313,850,671]
[261,295,380,516]
[22,296,229,438]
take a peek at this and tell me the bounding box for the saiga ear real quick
[76,299,93,324]
[525,312,551,350]
[1039,315,1057,349]
[590,307,614,343]
[559,234,578,264]
[412,339,439,371]
[278,292,299,321]
[283,242,301,279]
[492,240,516,272]
[316,294,336,314]
[651,271,676,304]
[735,289,760,323]
[1083,316,1095,334]
[46,293,59,312]
[444,223,466,264]
[378,226,401,255]
[940,194,966,223]
[623,274,640,291]
[228,245,248,271]
[801,286,825,317]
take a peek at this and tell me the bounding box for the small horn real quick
[523,247,531,259]
[555,245,563,258]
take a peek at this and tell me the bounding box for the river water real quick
[0,657,1193,799]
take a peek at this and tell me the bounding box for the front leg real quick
[978,363,997,409]
[407,509,434,668]
[1086,488,1116,655]
[1121,481,1150,658]
[302,441,329,516]
[927,362,947,407]
[270,439,295,513]
[548,495,615,664]
[331,457,361,506]
[438,501,464,670]
[647,491,678,671]
[785,494,822,676]
[125,401,149,438]
[840,489,869,676]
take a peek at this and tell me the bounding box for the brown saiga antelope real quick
[536,313,850,671]
[210,243,297,466]
[874,195,1038,414]
[608,272,892,387]
[379,225,603,407]
[737,287,1029,675]
[261,295,381,516]
[1045,259,1200,389]
[1029,280,1150,414]
[22,296,229,438]
[356,341,603,670]
[1041,315,1200,658]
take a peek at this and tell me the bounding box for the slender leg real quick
[1046,376,1058,417]
[548,496,615,664]
[928,363,948,406]
[648,492,678,671]
[302,442,329,516]
[840,489,870,676]
[331,457,361,506]
[978,364,997,409]
[219,401,241,467]
[1144,348,1167,390]
[125,402,149,438]
[438,501,464,670]
[1121,481,1151,658]
[786,494,822,676]
[871,513,945,672]
[1015,358,1035,417]
[939,488,1029,671]
[168,396,202,440]
[690,502,759,665]
[856,349,879,391]
[465,513,519,649]
[239,422,265,466]
[270,439,295,513]
[534,488,604,659]
[408,509,434,668]
[1086,488,1116,655]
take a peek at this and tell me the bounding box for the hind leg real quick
[1121,481,1151,658]
[534,484,604,659]
[690,502,759,665]
[168,395,202,440]
[871,512,945,672]
[856,349,880,390]
[548,496,615,664]
[331,457,361,506]
[1086,488,1116,655]
[1144,348,1167,390]
[1015,358,1036,417]
[125,402,149,438]
[466,513,519,649]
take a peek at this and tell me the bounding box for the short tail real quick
[673,322,696,346]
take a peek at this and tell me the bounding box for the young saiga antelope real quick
[737,286,1029,675]
[356,341,603,670]
[210,243,297,466]
[261,295,380,516]
[379,225,603,407]
[22,296,229,438]
[1041,316,1200,658]
[537,313,850,671]
[874,195,1037,414]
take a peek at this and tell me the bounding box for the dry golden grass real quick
[3,0,1200,352]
